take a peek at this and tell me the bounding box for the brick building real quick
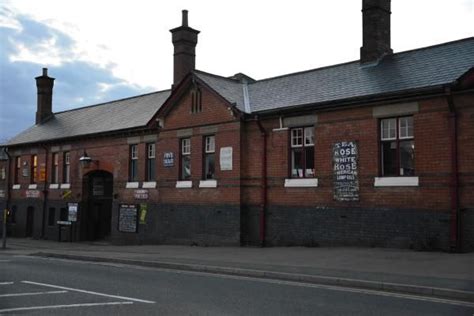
[1,1,473,251]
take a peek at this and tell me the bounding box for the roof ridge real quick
[53,89,171,115]
[193,69,242,84]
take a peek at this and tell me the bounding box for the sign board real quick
[68,202,78,222]
[118,204,138,233]
[134,189,149,200]
[57,220,72,225]
[220,147,233,171]
[0,190,5,198]
[26,190,40,198]
[333,141,359,201]
[139,203,148,225]
[163,152,174,167]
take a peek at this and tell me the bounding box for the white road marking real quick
[0,290,67,298]
[0,282,14,285]
[22,280,155,304]
[0,301,133,313]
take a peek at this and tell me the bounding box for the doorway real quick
[26,206,34,237]
[82,170,113,241]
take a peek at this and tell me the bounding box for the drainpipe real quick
[40,145,49,239]
[445,87,460,252]
[2,148,11,249]
[256,118,267,247]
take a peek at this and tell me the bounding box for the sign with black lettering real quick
[333,141,359,201]
[118,204,138,233]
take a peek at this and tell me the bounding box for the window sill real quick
[12,184,21,190]
[374,177,419,187]
[28,184,37,189]
[284,178,319,188]
[60,183,71,189]
[142,181,156,189]
[176,181,192,188]
[126,182,139,189]
[49,184,59,189]
[199,180,217,188]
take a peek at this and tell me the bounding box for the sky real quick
[0,0,472,142]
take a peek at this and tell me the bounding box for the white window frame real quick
[182,138,191,155]
[147,143,156,159]
[380,118,397,141]
[205,136,215,153]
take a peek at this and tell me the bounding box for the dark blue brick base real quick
[242,205,452,250]
[111,203,240,246]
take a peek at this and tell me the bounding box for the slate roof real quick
[7,37,474,146]
[196,37,474,113]
[7,90,170,145]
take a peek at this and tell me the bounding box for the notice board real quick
[118,204,138,233]
[333,141,359,201]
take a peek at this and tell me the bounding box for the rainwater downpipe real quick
[256,118,267,247]
[446,87,460,252]
[40,145,49,239]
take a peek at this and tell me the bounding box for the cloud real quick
[0,9,153,142]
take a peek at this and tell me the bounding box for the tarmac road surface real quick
[1,254,473,315]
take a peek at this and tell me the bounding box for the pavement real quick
[1,238,473,302]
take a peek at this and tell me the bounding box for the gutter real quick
[445,87,460,252]
[256,118,267,247]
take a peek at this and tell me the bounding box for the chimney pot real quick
[42,68,48,76]
[182,10,188,27]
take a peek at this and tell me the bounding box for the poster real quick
[139,203,147,225]
[68,202,78,222]
[118,204,138,233]
[220,147,233,171]
[134,189,149,200]
[163,152,174,167]
[333,141,359,201]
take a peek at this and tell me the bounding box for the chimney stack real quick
[170,10,200,88]
[35,68,55,124]
[360,0,392,64]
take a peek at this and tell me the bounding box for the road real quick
[0,253,473,315]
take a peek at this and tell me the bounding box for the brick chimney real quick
[35,68,54,124]
[360,0,393,64]
[170,10,200,88]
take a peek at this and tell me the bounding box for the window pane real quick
[305,147,315,177]
[182,156,191,180]
[205,136,215,153]
[131,145,138,159]
[399,117,413,139]
[147,158,156,181]
[291,129,303,147]
[304,127,314,146]
[291,148,303,178]
[182,138,191,154]
[130,160,138,181]
[205,154,215,179]
[381,141,397,176]
[381,118,396,140]
[148,144,155,158]
[399,140,415,176]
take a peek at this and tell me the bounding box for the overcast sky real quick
[0,0,472,142]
